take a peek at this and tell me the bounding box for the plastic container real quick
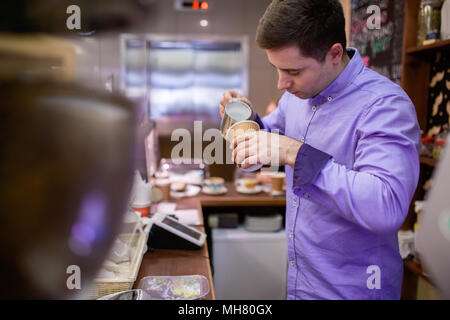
[84,231,148,299]
[138,275,210,300]
[121,210,141,235]
[131,180,151,217]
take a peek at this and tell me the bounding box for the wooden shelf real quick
[419,156,437,167]
[406,39,450,55]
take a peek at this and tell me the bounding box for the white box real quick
[212,227,287,300]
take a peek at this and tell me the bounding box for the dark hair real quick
[256,0,347,62]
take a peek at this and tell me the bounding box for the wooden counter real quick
[134,182,286,300]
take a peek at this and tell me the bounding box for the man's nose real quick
[277,72,291,90]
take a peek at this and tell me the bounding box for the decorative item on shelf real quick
[432,125,448,160]
[420,136,436,157]
[418,0,444,46]
[433,140,446,159]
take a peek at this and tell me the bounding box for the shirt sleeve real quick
[292,94,421,235]
[293,144,332,187]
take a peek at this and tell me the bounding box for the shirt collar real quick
[309,48,365,106]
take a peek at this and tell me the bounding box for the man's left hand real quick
[230,131,302,169]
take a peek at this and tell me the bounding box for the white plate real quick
[270,190,285,197]
[170,185,201,199]
[202,186,228,195]
[236,184,262,194]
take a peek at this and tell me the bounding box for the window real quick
[121,34,248,133]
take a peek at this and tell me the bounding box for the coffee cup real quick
[271,172,286,195]
[257,170,273,185]
[155,179,171,201]
[204,177,225,192]
[236,177,259,191]
[226,120,262,172]
[226,120,259,143]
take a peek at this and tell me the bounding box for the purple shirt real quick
[256,48,420,299]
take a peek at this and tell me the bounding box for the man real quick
[220,0,420,299]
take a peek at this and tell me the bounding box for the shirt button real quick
[290,260,295,266]
[292,200,297,207]
[300,137,305,143]
[327,96,332,101]
[289,232,294,238]
[312,106,317,112]
[303,193,309,198]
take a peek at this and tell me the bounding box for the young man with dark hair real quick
[220,0,420,299]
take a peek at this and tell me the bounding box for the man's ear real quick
[328,43,344,65]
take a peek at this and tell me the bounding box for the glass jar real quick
[432,140,446,159]
[417,0,443,45]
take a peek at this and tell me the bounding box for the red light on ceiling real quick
[201,1,209,10]
[192,1,199,10]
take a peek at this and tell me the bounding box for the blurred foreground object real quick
[0,33,76,82]
[1,0,154,34]
[417,134,450,299]
[0,80,137,299]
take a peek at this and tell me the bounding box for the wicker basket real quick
[85,231,147,299]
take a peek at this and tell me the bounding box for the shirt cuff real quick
[254,113,266,130]
[293,144,332,188]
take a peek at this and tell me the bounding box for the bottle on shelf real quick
[432,124,448,160]
[420,136,436,157]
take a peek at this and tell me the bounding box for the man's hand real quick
[230,131,302,169]
[220,89,255,120]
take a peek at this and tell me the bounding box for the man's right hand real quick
[220,89,255,119]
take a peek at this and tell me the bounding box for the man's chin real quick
[288,91,309,100]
